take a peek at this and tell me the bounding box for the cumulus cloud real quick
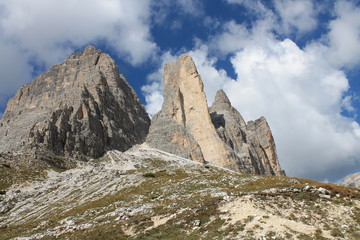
[141,51,177,116]
[0,0,156,65]
[210,18,278,56]
[216,1,360,182]
[226,38,360,181]
[188,45,234,104]
[273,0,318,35]
[226,0,322,37]
[327,0,360,68]
[0,0,157,111]
[142,0,360,182]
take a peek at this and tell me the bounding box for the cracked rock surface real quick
[0,46,150,161]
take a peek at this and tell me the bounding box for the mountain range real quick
[0,46,359,239]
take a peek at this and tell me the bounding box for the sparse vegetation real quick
[142,172,156,178]
[330,227,344,237]
[2,163,10,168]
[0,149,359,240]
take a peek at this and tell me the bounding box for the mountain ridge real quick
[2,47,358,240]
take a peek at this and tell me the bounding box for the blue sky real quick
[0,0,360,183]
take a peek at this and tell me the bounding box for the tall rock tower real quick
[146,54,284,175]
[0,46,150,160]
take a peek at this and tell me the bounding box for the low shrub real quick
[142,173,156,178]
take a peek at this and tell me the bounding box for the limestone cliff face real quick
[147,54,284,175]
[247,117,284,175]
[0,46,150,160]
[341,173,360,188]
[210,90,284,175]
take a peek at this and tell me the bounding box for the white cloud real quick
[226,0,321,37]
[142,33,360,181]
[199,1,360,181]
[0,0,156,65]
[142,0,360,182]
[274,0,318,34]
[211,18,280,57]
[0,0,157,112]
[141,51,177,116]
[327,0,360,68]
[225,38,360,181]
[188,45,234,104]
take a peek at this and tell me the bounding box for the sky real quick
[0,0,360,183]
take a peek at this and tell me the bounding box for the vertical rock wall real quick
[147,54,284,175]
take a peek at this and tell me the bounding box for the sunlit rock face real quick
[147,54,284,175]
[0,46,150,160]
[341,172,360,188]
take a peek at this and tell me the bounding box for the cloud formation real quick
[274,0,318,34]
[142,0,360,182]
[226,38,360,181]
[327,0,360,67]
[0,0,157,110]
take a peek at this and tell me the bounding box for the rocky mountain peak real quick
[212,89,232,109]
[147,53,284,175]
[0,46,150,164]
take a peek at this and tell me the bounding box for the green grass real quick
[142,173,156,178]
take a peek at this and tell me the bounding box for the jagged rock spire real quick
[212,89,232,108]
[147,54,284,175]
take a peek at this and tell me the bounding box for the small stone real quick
[319,194,331,199]
[341,225,349,230]
[288,179,301,184]
[0,201,14,214]
[223,195,231,201]
[193,220,201,228]
[317,187,330,195]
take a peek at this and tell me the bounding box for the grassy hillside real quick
[0,146,359,239]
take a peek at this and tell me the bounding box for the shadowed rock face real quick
[0,46,150,160]
[210,90,284,175]
[147,54,284,175]
[147,54,240,170]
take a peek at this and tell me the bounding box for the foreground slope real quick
[0,145,359,240]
